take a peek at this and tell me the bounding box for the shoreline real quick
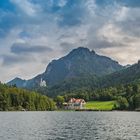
[0,110,139,112]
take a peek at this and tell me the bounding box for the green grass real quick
[85,101,116,111]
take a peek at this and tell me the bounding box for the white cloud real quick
[99,46,140,65]
[114,6,129,21]
[97,24,127,45]
[58,0,67,7]
[0,28,21,54]
[10,0,41,16]
[96,23,140,65]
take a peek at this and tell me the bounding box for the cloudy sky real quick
[0,0,140,82]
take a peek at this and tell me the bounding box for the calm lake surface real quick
[0,111,139,140]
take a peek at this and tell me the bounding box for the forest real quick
[1,79,140,111]
[0,83,55,111]
[54,83,140,111]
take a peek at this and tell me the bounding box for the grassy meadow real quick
[85,101,116,111]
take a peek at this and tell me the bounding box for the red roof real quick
[69,98,85,104]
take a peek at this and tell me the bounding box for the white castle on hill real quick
[40,78,46,87]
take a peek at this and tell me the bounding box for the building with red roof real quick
[67,98,86,110]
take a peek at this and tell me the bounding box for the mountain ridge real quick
[7,47,123,89]
[47,60,140,97]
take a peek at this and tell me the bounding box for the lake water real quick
[0,111,139,140]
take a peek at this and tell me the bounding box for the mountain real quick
[8,77,27,88]
[100,60,140,87]
[7,74,44,89]
[43,47,122,85]
[47,60,140,97]
[8,47,123,88]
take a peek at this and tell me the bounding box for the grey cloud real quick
[88,40,126,49]
[119,0,140,8]
[56,0,89,27]
[60,42,76,53]
[112,7,140,40]
[95,0,140,8]
[87,27,135,50]
[33,0,87,27]
[11,43,53,54]
[1,54,35,66]
[117,19,140,37]
[0,0,88,39]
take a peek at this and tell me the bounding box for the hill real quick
[100,61,140,87]
[0,83,55,111]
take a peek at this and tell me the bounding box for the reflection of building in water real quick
[40,78,46,87]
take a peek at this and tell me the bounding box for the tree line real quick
[1,80,139,111]
[0,84,55,111]
[56,83,140,110]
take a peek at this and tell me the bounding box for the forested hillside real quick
[100,61,140,87]
[46,61,140,97]
[0,83,55,111]
[55,83,140,110]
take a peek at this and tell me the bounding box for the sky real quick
[0,0,140,82]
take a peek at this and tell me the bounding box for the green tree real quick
[55,96,64,108]
[133,94,140,109]
[115,96,129,110]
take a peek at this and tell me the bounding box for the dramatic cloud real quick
[11,43,53,54]
[1,54,35,66]
[10,0,41,16]
[0,0,140,82]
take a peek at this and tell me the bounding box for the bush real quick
[115,96,129,110]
